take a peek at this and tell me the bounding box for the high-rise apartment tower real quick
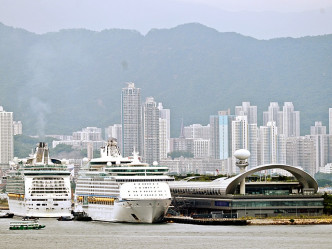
[143,97,160,164]
[0,106,14,169]
[121,83,142,157]
[158,103,170,160]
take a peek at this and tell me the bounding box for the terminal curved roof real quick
[221,164,318,194]
[169,164,318,195]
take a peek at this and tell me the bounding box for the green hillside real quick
[0,23,331,136]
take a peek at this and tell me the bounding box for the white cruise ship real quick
[74,139,174,223]
[6,142,72,217]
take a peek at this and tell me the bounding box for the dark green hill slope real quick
[0,23,331,136]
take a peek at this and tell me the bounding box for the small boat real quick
[9,220,45,230]
[22,216,38,221]
[72,211,92,221]
[57,216,73,221]
[0,212,14,218]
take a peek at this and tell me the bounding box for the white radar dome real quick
[234,149,251,160]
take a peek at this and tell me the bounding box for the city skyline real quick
[2,82,332,173]
[2,92,332,178]
[13,82,330,178]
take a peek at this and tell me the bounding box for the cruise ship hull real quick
[81,199,171,223]
[8,199,71,218]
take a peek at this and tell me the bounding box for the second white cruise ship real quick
[74,139,174,223]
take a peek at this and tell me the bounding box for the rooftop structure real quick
[170,163,317,196]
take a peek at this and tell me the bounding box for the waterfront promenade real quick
[249,217,332,225]
[165,215,332,225]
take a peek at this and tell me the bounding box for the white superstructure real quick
[6,142,72,217]
[75,139,173,223]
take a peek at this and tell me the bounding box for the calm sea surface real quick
[1,217,332,249]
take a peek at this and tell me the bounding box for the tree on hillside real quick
[315,172,332,187]
[52,144,74,154]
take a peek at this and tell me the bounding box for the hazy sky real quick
[180,0,332,12]
[1,0,332,38]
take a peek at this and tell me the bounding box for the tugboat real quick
[0,211,14,218]
[72,211,92,221]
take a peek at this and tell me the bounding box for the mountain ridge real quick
[0,22,331,136]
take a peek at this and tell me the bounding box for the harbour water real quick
[1,217,332,249]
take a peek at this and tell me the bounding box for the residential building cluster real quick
[165,102,332,177]
[51,127,105,151]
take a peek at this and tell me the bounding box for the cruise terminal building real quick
[168,150,323,218]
